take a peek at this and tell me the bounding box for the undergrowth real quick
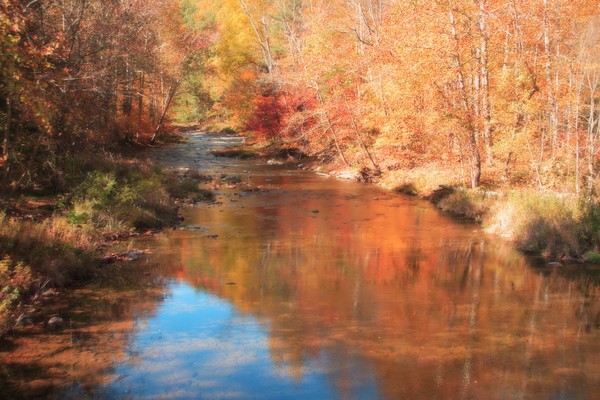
[0,153,213,336]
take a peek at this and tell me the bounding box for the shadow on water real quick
[2,132,600,399]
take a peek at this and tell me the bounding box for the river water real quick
[3,132,600,399]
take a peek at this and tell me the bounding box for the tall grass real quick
[0,212,96,286]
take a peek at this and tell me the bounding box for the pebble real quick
[126,250,144,261]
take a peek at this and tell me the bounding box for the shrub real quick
[579,200,600,250]
[65,161,180,235]
[583,251,600,264]
[394,183,418,196]
[436,189,494,221]
[164,171,215,202]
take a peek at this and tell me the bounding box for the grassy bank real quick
[431,188,600,260]
[0,152,212,336]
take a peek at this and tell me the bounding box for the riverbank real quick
[0,138,213,337]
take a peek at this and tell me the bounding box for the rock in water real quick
[47,316,63,329]
[127,249,144,261]
[547,261,563,267]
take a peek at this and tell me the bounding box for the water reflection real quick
[3,134,600,399]
[101,284,378,399]
[134,160,600,399]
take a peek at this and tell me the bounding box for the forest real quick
[4,0,600,194]
[175,0,600,195]
[2,1,600,331]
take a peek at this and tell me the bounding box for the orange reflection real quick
[148,176,600,399]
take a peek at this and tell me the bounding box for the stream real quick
[2,132,600,399]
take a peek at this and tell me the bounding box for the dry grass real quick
[0,213,97,285]
[379,165,465,196]
[377,162,596,258]
[484,192,582,256]
[436,189,496,222]
[0,213,97,336]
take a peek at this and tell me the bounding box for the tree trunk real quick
[543,0,559,159]
[344,96,379,171]
[136,71,145,140]
[478,0,493,166]
[449,4,481,187]
[2,94,12,194]
[150,78,180,144]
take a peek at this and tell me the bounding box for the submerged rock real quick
[126,250,144,261]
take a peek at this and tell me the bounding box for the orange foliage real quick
[189,0,600,192]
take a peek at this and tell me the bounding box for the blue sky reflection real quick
[106,282,378,400]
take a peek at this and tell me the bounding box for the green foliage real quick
[0,256,33,335]
[173,52,214,123]
[583,251,600,264]
[67,165,177,234]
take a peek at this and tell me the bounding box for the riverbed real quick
[2,132,600,399]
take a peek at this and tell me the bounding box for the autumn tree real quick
[181,0,600,193]
[0,0,192,193]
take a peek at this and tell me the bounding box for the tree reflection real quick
[151,177,600,399]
